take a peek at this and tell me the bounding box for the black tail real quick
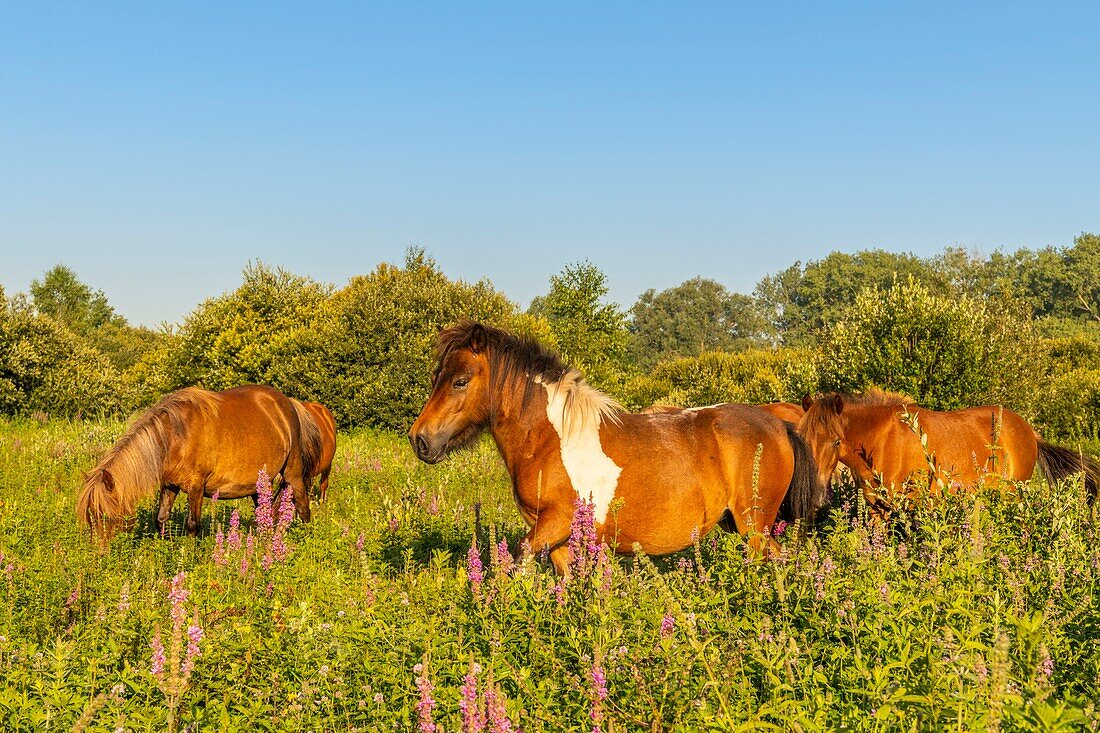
[1035,438,1100,503]
[779,424,827,525]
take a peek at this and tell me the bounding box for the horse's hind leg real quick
[156,485,180,537]
[184,488,204,537]
[319,468,331,503]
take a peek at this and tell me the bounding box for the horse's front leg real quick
[518,510,572,576]
[156,485,180,537]
[184,487,204,537]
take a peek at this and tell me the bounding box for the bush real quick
[817,277,1040,412]
[0,305,123,417]
[623,348,818,409]
[277,249,551,429]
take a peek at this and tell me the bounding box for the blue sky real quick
[2,2,1098,327]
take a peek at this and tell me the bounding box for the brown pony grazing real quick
[78,385,323,540]
[409,322,826,575]
[297,400,337,502]
[798,390,1100,512]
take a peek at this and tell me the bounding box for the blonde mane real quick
[77,388,221,527]
[541,369,623,441]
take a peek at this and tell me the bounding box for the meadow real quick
[1,416,1098,732]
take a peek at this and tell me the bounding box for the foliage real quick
[280,249,548,430]
[818,277,1041,413]
[628,277,765,368]
[529,262,631,390]
[1,419,1098,731]
[622,348,818,409]
[0,304,123,417]
[161,262,331,392]
[29,265,117,336]
[754,250,944,345]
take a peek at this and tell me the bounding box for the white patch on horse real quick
[541,380,622,524]
[685,403,727,412]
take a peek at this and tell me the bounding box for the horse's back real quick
[920,405,1037,481]
[304,401,337,468]
[167,385,302,497]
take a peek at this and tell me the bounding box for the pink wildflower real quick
[460,661,485,733]
[484,683,515,733]
[150,634,166,679]
[414,662,437,733]
[467,543,485,599]
[227,509,242,551]
[255,469,274,533]
[659,614,675,640]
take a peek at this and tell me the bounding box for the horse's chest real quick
[543,397,622,525]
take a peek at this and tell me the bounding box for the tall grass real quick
[0,417,1097,731]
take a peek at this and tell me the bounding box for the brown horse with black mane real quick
[409,322,826,574]
[78,385,322,540]
[798,389,1100,512]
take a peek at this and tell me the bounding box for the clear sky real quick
[2,2,1098,327]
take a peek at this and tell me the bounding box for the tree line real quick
[2,235,1099,448]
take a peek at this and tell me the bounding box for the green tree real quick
[162,262,331,391]
[755,250,944,345]
[818,277,1039,412]
[628,278,764,368]
[283,248,545,429]
[30,265,117,335]
[529,262,631,389]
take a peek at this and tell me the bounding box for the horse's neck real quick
[487,380,558,480]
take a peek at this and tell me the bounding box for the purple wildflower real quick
[150,634,166,679]
[168,572,188,624]
[255,469,274,533]
[772,520,788,537]
[484,683,515,733]
[356,532,365,553]
[494,539,514,575]
[467,543,484,599]
[589,660,608,732]
[65,585,80,609]
[227,510,242,551]
[414,663,437,733]
[277,485,295,529]
[213,528,226,566]
[182,624,204,676]
[568,496,600,577]
[660,614,675,640]
[460,661,485,733]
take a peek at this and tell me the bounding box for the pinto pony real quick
[643,402,805,425]
[798,390,1100,512]
[297,400,337,502]
[77,385,323,540]
[409,322,826,574]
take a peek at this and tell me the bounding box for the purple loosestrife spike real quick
[277,485,294,529]
[660,614,675,640]
[182,624,204,676]
[149,634,166,679]
[227,510,242,551]
[467,543,484,600]
[255,469,275,533]
[495,539,514,575]
[356,532,365,553]
[414,663,437,733]
[484,683,515,733]
[168,572,188,624]
[213,528,226,566]
[460,661,485,733]
[589,659,608,732]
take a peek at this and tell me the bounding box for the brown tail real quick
[292,400,324,482]
[779,424,827,525]
[1035,438,1100,503]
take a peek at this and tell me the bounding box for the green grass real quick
[1,417,1099,731]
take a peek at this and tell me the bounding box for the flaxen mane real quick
[437,321,622,439]
[76,388,220,527]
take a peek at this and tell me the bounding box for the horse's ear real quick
[101,469,115,493]
[829,395,844,415]
[801,394,814,411]
[469,324,488,354]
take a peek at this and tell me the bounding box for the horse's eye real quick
[833,439,842,448]
[453,377,469,389]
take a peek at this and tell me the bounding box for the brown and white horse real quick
[298,400,337,502]
[643,401,805,425]
[798,390,1100,512]
[78,385,322,540]
[409,322,826,574]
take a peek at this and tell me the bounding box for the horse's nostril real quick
[416,435,429,456]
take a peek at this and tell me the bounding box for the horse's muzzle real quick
[410,431,446,464]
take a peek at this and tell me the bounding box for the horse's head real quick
[410,323,494,464]
[799,393,848,490]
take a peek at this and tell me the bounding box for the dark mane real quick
[436,320,569,387]
[436,321,622,430]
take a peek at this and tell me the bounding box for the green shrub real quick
[818,277,1040,412]
[277,249,551,429]
[0,305,123,417]
[1033,367,1100,444]
[625,348,818,408]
